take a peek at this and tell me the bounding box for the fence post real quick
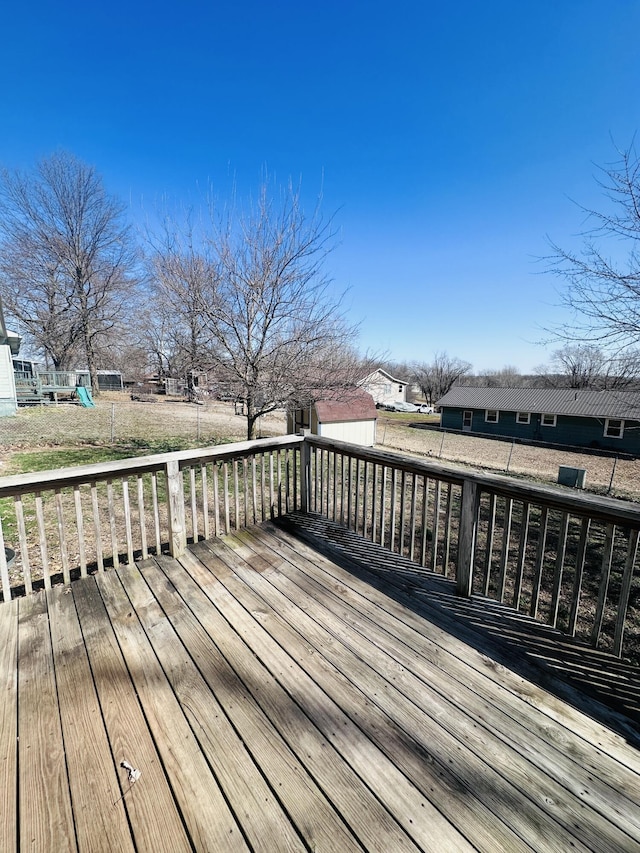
[298,432,311,513]
[457,478,479,596]
[166,458,187,557]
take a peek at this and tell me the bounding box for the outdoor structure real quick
[437,386,640,455]
[288,389,377,446]
[0,297,20,417]
[0,434,639,850]
[359,367,408,407]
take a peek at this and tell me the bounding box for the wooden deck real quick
[2,520,640,852]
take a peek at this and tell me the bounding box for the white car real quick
[384,401,418,412]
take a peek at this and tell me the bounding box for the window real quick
[398,384,404,394]
[604,419,624,439]
[516,412,530,424]
[541,413,557,427]
[485,409,499,423]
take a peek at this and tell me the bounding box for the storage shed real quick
[288,389,377,447]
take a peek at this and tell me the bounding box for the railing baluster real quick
[390,468,398,552]
[91,482,104,572]
[251,456,258,524]
[361,459,368,537]
[568,517,591,637]
[34,492,50,589]
[409,473,418,562]
[371,463,378,543]
[549,512,569,628]
[442,483,454,578]
[0,518,11,601]
[224,462,231,534]
[530,507,549,620]
[420,476,429,568]
[122,479,134,565]
[55,489,71,585]
[513,502,530,610]
[213,461,221,536]
[137,475,149,560]
[73,486,87,578]
[190,466,198,543]
[497,497,513,603]
[201,464,210,541]
[107,480,119,568]
[430,481,442,572]
[591,523,615,648]
[379,466,387,548]
[151,472,161,555]
[233,459,240,531]
[483,493,497,595]
[613,529,639,656]
[399,470,407,556]
[14,496,32,594]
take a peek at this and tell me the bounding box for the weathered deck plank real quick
[210,531,618,852]
[47,585,134,853]
[248,523,640,835]
[0,599,18,853]
[72,578,193,853]
[18,593,76,851]
[2,521,640,852]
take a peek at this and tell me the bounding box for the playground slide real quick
[76,386,96,407]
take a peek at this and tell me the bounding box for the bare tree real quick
[547,142,640,350]
[146,214,215,385]
[535,343,640,389]
[198,181,359,439]
[0,152,138,393]
[411,352,472,404]
[483,364,522,387]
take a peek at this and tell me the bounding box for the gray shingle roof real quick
[435,387,640,419]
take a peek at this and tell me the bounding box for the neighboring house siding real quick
[360,369,407,405]
[319,420,376,446]
[0,346,18,416]
[440,406,640,454]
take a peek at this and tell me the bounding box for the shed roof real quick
[312,389,377,423]
[436,387,640,420]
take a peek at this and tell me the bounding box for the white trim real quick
[604,418,624,439]
[541,413,557,427]
[516,412,530,424]
[485,409,499,423]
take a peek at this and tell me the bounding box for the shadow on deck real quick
[278,510,640,748]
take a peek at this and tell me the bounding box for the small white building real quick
[0,298,19,417]
[359,368,408,407]
[288,389,377,447]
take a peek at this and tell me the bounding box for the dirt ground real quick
[1,395,639,500]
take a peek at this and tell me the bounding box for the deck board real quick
[1,521,640,851]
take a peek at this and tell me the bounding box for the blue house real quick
[436,387,640,455]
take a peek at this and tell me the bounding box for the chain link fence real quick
[0,394,285,451]
[2,397,639,500]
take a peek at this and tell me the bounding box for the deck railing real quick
[0,433,638,662]
[0,435,302,598]
[303,436,640,662]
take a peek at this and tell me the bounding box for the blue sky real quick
[2,1,639,372]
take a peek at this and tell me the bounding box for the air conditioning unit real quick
[558,466,587,489]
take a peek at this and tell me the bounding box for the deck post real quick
[166,458,187,557]
[299,433,311,513]
[457,478,479,597]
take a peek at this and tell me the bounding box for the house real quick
[0,298,19,417]
[288,388,377,446]
[359,368,408,407]
[436,386,640,455]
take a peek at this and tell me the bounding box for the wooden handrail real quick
[0,431,638,661]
